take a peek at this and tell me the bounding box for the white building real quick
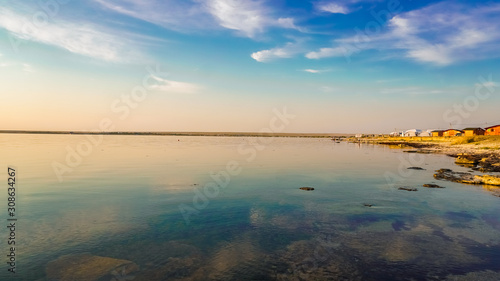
[403,129,422,137]
[419,130,434,137]
[389,131,403,137]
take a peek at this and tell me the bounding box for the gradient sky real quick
[1,0,499,133]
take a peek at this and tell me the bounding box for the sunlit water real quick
[1,134,500,280]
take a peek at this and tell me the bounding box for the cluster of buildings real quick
[389,124,500,137]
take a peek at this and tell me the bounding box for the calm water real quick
[1,134,500,281]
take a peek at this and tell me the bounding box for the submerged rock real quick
[423,184,445,188]
[398,187,418,191]
[275,240,362,281]
[46,253,139,281]
[391,220,411,231]
[408,166,426,170]
[299,187,314,191]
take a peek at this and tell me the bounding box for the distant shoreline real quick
[0,130,354,138]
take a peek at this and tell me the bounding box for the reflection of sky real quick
[2,134,500,279]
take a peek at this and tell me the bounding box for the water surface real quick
[1,134,499,280]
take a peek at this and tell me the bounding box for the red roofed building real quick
[485,125,500,136]
[463,127,485,136]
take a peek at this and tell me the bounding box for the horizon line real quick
[0,130,357,137]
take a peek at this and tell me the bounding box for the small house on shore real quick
[419,130,434,137]
[389,131,403,137]
[485,125,500,136]
[404,129,422,137]
[463,127,485,136]
[443,129,464,137]
[431,130,444,137]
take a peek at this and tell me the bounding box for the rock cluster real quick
[434,169,500,186]
[450,153,500,172]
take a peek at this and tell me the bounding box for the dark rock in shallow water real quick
[398,187,418,191]
[299,187,314,191]
[423,184,445,188]
[408,166,425,170]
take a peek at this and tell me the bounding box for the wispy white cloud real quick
[306,46,347,59]
[303,69,330,74]
[316,2,349,14]
[204,0,268,37]
[149,75,201,94]
[304,69,321,73]
[306,2,500,65]
[204,0,302,37]
[0,8,137,62]
[251,41,303,62]
[386,3,499,65]
[379,86,462,95]
[95,0,303,38]
[93,0,214,33]
[277,17,304,31]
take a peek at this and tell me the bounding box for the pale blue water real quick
[1,134,500,280]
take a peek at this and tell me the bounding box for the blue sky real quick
[1,0,499,133]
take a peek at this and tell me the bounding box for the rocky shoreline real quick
[354,137,500,197]
[356,136,500,156]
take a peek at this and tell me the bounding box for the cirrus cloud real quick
[306,1,500,65]
[0,8,138,62]
[149,75,201,94]
[317,2,349,14]
[251,41,304,62]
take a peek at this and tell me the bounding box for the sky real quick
[1,0,500,134]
